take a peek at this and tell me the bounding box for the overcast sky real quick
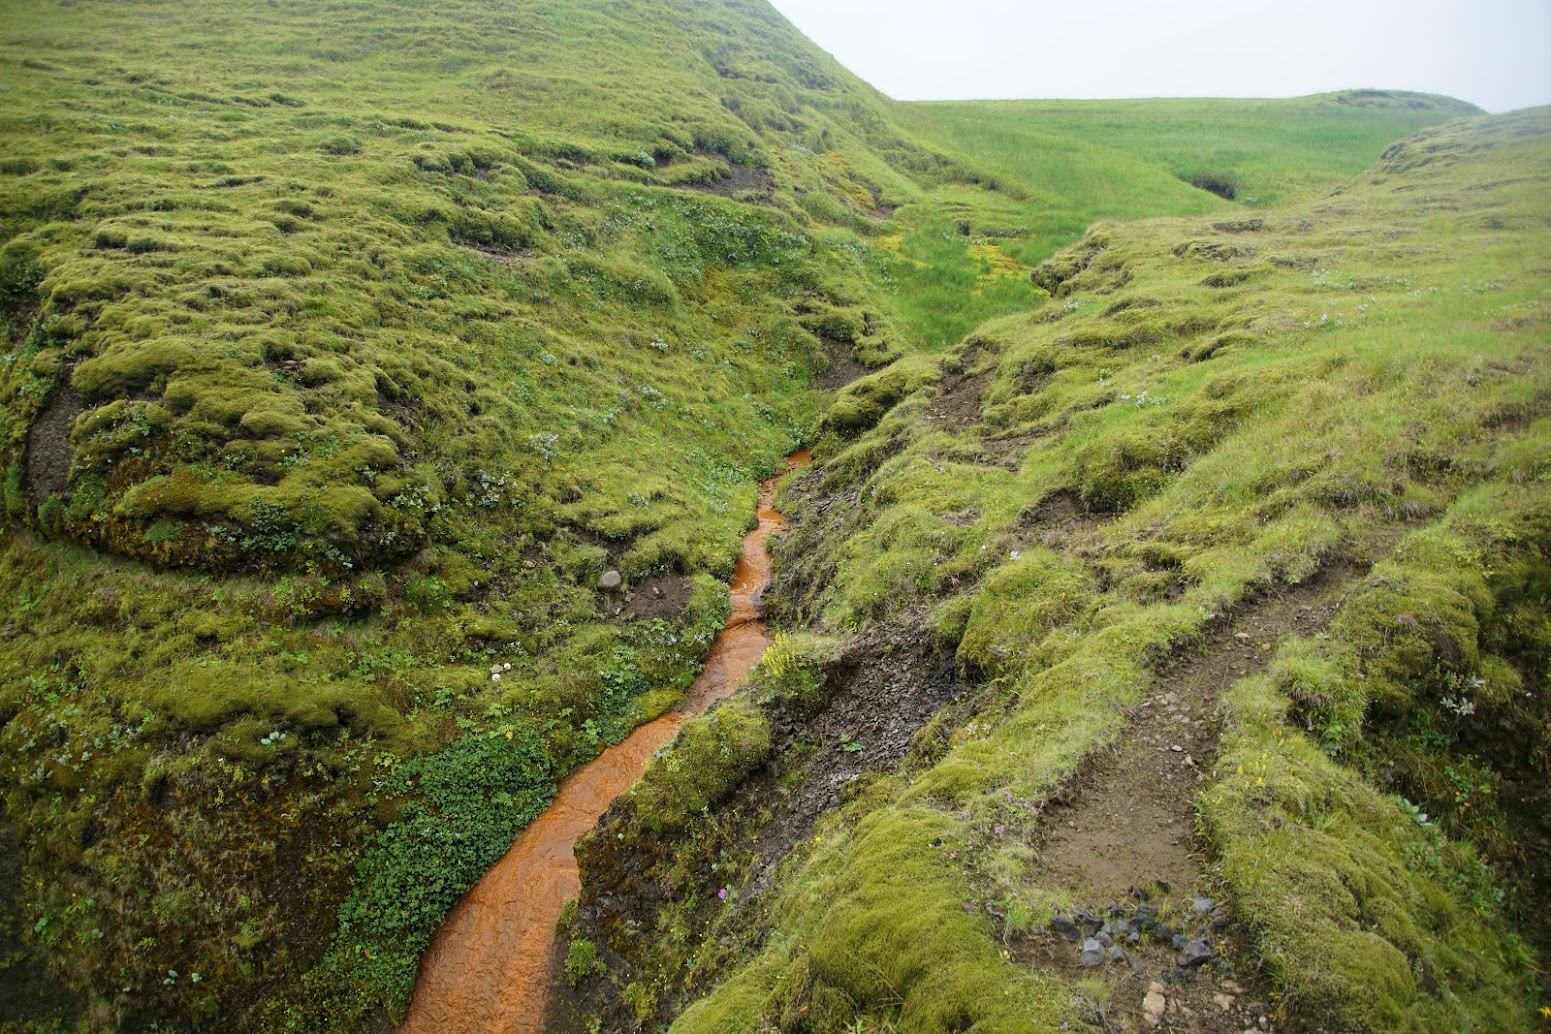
[767,0,1551,113]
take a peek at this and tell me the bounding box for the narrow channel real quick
[400,450,811,1034]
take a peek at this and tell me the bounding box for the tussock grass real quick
[674,109,1551,1032]
[0,0,1512,1028]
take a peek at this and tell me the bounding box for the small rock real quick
[1049,914,1080,942]
[1170,744,1184,752]
[1192,895,1215,916]
[1142,988,1166,1028]
[1179,938,1216,967]
[1078,937,1105,966]
[1107,945,1126,962]
[1234,631,1251,640]
[597,569,623,591]
[1213,992,1235,1011]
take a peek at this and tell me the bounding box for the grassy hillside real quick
[911,91,1483,262]
[560,109,1551,1032]
[0,0,1507,1030]
[0,1,971,1027]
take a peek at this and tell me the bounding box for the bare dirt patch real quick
[682,164,774,201]
[744,623,965,892]
[23,381,80,506]
[617,573,692,622]
[924,367,992,430]
[813,335,868,391]
[1011,488,1109,552]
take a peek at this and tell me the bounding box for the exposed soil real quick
[617,573,692,622]
[1189,176,1237,201]
[812,335,867,391]
[23,381,80,506]
[745,622,966,894]
[1028,566,1358,1032]
[682,164,774,200]
[1011,488,1109,552]
[454,238,533,262]
[867,186,900,222]
[963,428,1040,471]
[923,367,992,429]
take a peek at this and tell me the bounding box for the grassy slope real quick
[0,0,1496,1030]
[910,91,1482,262]
[658,109,1551,1031]
[0,1,971,1028]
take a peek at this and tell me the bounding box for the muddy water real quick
[401,451,810,1034]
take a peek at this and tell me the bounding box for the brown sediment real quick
[400,450,811,1034]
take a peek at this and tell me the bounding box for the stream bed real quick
[400,451,810,1033]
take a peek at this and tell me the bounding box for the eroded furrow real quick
[1031,567,1357,1032]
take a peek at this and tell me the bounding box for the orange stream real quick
[401,450,811,1034]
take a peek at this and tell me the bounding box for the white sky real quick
[767,0,1551,113]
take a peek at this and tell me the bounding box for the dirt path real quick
[1030,567,1356,1032]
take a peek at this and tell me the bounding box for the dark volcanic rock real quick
[1179,938,1216,967]
[1078,937,1106,967]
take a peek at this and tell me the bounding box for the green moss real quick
[629,699,771,833]
[818,358,936,437]
[0,1,1537,1030]
[747,630,842,711]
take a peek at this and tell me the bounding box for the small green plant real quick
[564,937,607,985]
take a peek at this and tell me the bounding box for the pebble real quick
[597,569,623,590]
[1142,984,1167,1028]
[1179,938,1216,967]
[1213,992,1236,1011]
[1078,937,1105,966]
